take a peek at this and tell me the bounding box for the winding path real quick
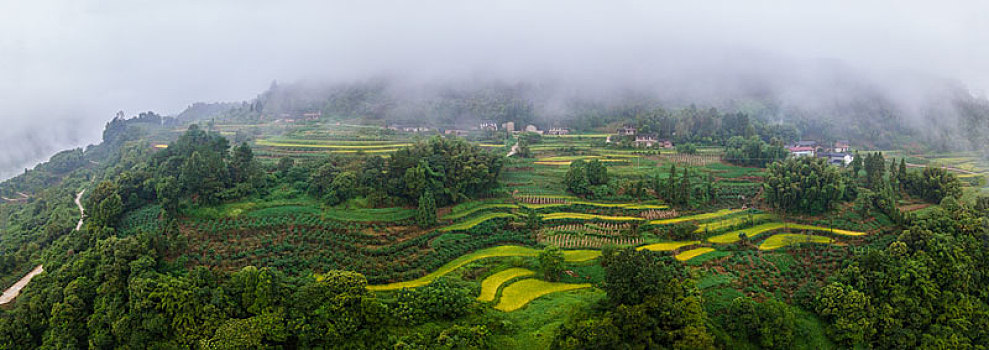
[0,190,83,305]
[0,265,44,305]
[507,141,519,157]
[74,190,85,231]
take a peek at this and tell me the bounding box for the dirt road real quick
[0,265,43,305]
[74,190,85,231]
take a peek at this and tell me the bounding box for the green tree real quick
[87,181,124,229]
[416,190,437,228]
[156,176,181,216]
[290,271,385,348]
[764,157,846,215]
[564,160,590,195]
[538,245,565,282]
[180,150,227,205]
[602,248,684,306]
[585,159,608,185]
[816,282,874,346]
[850,150,863,176]
[393,278,474,324]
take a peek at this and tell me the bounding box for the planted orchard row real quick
[639,209,679,220]
[514,195,570,204]
[184,223,533,283]
[538,233,643,248]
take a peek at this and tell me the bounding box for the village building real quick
[546,127,569,135]
[502,121,515,132]
[788,140,818,148]
[817,151,854,166]
[480,121,498,131]
[388,124,431,132]
[787,146,816,157]
[632,134,658,147]
[617,124,637,136]
[833,140,850,153]
[524,125,543,134]
[303,111,322,121]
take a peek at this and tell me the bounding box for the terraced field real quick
[256,139,411,148]
[477,268,535,302]
[542,213,644,221]
[648,209,746,225]
[636,241,699,252]
[442,203,518,220]
[694,213,774,233]
[706,222,865,244]
[522,201,669,210]
[675,247,716,261]
[759,234,834,250]
[534,159,630,166]
[493,279,593,311]
[366,245,600,291]
[441,212,517,232]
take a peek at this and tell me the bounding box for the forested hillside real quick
[0,87,986,349]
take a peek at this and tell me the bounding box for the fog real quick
[2,0,988,179]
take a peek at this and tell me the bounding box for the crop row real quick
[538,233,643,249]
[542,222,632,236]
[758,234,834,250]
[639,209,679,220]
[542,212,644,222]
[513,195,574,204]
[694,213,774,234]
[648,208,746,225]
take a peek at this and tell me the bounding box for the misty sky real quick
[1,0,988,179]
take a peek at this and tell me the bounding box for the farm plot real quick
[542,222,634,235]
[538,233,643,248]
[637,241,699,252]
[255,139,411,149]
[759,234,834,250]
[694,213,774,233]
[657,153,721,166]
[366,245,600,291]
[541,213,644,221]
[513,194,577,205]
[534,159,630,166]
[442,203,518,220]
[477,268,536,302]
[675,247,717,261]
[521,201,668,210]
[648,209,745,225]
[493,279,593,312]
[706,222,865,244]
[440,212,517,232]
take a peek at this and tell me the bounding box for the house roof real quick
[788,146,815,152]
[817,152,851,158]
